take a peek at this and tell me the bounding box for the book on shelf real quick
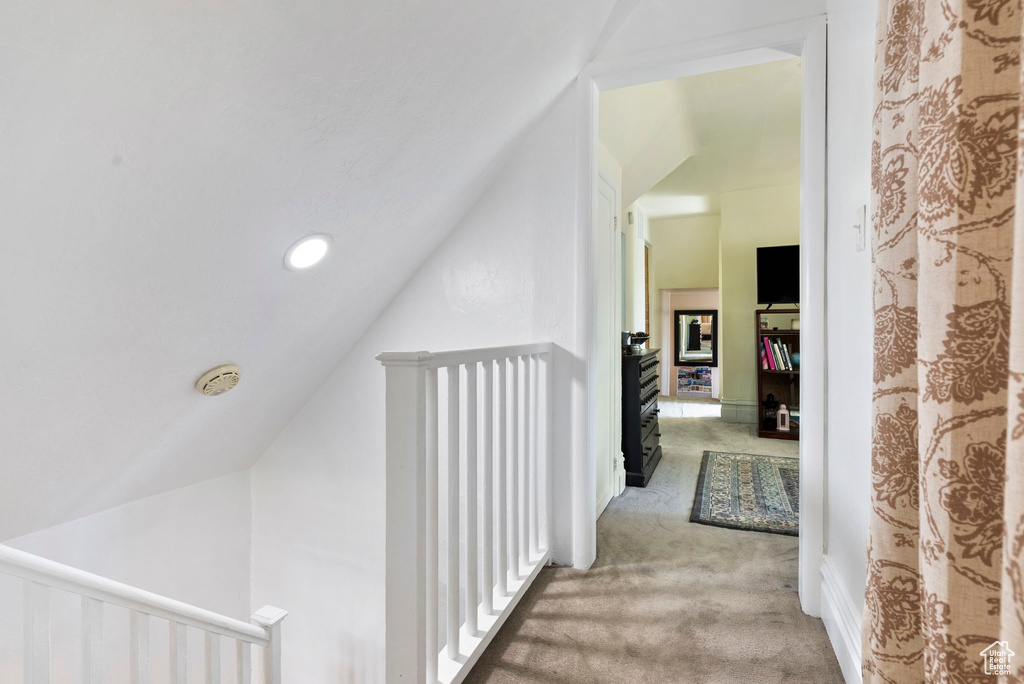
[771,339,785,370]
[779,339,792,370]
[762,337,776,370]
[761,336,796,371]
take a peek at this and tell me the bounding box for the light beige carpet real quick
[463,414,845,684]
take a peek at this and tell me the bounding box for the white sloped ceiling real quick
[599,78,699,207]
[635,58,804,218]
[0,0,620,539]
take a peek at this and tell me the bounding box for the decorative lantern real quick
[777,403,790,432]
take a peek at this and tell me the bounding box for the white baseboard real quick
[596,486,612,519]
[720,398,757,424]
[821,558,863,684]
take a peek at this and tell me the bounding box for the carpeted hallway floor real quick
[463,410,844,684]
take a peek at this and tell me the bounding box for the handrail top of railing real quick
[0,544,273,644]
[377,342,552,369]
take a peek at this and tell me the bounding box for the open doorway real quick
[599,55,803,476]
[579,19,826,619]
[663,290,722,418]
[603,55,802,421]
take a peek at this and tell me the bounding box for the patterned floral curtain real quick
[866,0,1024,682]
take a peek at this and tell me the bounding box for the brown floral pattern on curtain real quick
[866,0,1024,682]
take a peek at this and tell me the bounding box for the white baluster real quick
[496,358,508,597]
[170,621,187,684]
[24,580,49,684]
[530,355,540,557]
[509,356,520,580]
[130,610,150,684]
[425,367,439,683]
[205,632,220,684]
[251,606,287,684]
[237,640,251,684]
[446,364,461,659]
[465,363,479,636]
[481,360,495,614]
[541,350,554,553]
[82,597,103,684]
[522,355,532,564]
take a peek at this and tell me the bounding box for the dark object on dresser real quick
[622,349,662,487]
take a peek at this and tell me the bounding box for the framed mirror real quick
[674,310,718,367]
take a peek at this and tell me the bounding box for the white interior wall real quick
[0,471,251,681]
[623,203,650,333]
[249,87,583,683]
[4,470,250,613]
[648,215,721,394]
[718,185,801,420]
[649,216,720,291]
[820,0,875,681]
[598,142,626,335]
[598,142,624,188]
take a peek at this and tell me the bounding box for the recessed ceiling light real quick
[284,234,331,271]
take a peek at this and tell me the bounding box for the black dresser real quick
[621,349,662,487]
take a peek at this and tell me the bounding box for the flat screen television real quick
[756,245,800,304]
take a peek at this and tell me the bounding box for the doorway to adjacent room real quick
[580,18,826,618]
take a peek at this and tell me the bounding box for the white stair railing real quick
[0,544,287,683]
[378,343,554,684]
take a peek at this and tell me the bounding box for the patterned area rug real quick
[690,451,799,536]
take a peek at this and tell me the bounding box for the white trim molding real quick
[720,398,758,424]
[586,16,828,91]
[821,558,863,684]
[596,486,613,519]
[796,16,828,620]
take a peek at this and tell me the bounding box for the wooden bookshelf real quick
[755,309,800,441]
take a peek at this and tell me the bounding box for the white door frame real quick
[572,15,827,618]
[596,166,625,518]
[607,168,626,498]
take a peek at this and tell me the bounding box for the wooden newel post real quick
[252,605,288,684]
[376,351,433,684]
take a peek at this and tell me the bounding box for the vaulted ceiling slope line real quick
[637,58,803,219]
[0,0,624,540]
[599,78,700,207]
[595,0,826,62]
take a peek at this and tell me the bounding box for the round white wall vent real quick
[196,365,241,396]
